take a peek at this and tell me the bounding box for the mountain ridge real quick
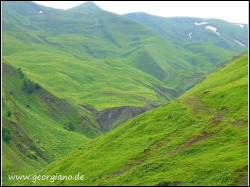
[67,1,102,12]
[2,2,248,186]
[17,51,248,186]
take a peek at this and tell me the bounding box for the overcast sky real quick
[33,1,249,24]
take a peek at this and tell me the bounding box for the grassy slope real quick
[124,13,248,90]
[2,3,186,182]
[2,1,182,112]
[2,3,183,184]
[19,52,248,186]
[2,2,248,185]
[3,1,241,95]
[124,13,248,51]
[2,61,103,185]
[2,34,176,111]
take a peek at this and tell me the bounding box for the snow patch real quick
[234,39,245,47]
[39,11,43,13]
[189,32,192,39]
[235,24,244,28]
[205,26,220,35]
[194,21,209,25]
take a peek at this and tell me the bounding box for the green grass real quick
[124,12,248,90]
[17,52,248,186]
[182,54,248,98]
[2,2,248,186]
[2,3,185,184]
[3,1,245,95]
[2,61,103,185]
[2,10,179,111]
[124,13,248,52]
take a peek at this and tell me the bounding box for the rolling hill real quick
[3,1,245,95]
[124,12,248,51]
[2,2,186,184]
[2,1,248,186]
[2,1,184,129]
[2,59,102,186]
[124,12,248,89]
[17,51,248,186]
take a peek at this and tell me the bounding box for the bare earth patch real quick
[234,166,248,186]
[164,131,216,157]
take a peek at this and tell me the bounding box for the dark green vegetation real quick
[22,79,41,94]
[2,127,12,142]
[2,1,248,186]
[19,51,248,186]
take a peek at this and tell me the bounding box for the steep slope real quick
[124,13,248,89]
[124,13,248,51]
[18,52,248,186]
[67,1,102,13]
[2,60,102,186]
[3,1,238,95]
[2,1,188,78]
[2,1,184,131]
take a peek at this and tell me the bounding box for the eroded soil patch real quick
[164,131,216,157]
[234,166,248,186]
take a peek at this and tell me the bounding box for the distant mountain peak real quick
[68,1,102,12]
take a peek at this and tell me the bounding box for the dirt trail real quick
[185,95,212,115]
[164,131,216,157]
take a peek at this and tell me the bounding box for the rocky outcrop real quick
[82,104,158,132]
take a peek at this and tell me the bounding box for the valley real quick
[18,50,249,186]
[1,1,248,186]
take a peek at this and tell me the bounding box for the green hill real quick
[124,13,248,51]
[3,1,243,94]
[2,2,186,184]
[2,2,248,186]
[2,1,183,106]
[17,52,248,186]
[2,1,185,130]
[124,13,248,90]
[2,60,102,186]
[67,1,102,12]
